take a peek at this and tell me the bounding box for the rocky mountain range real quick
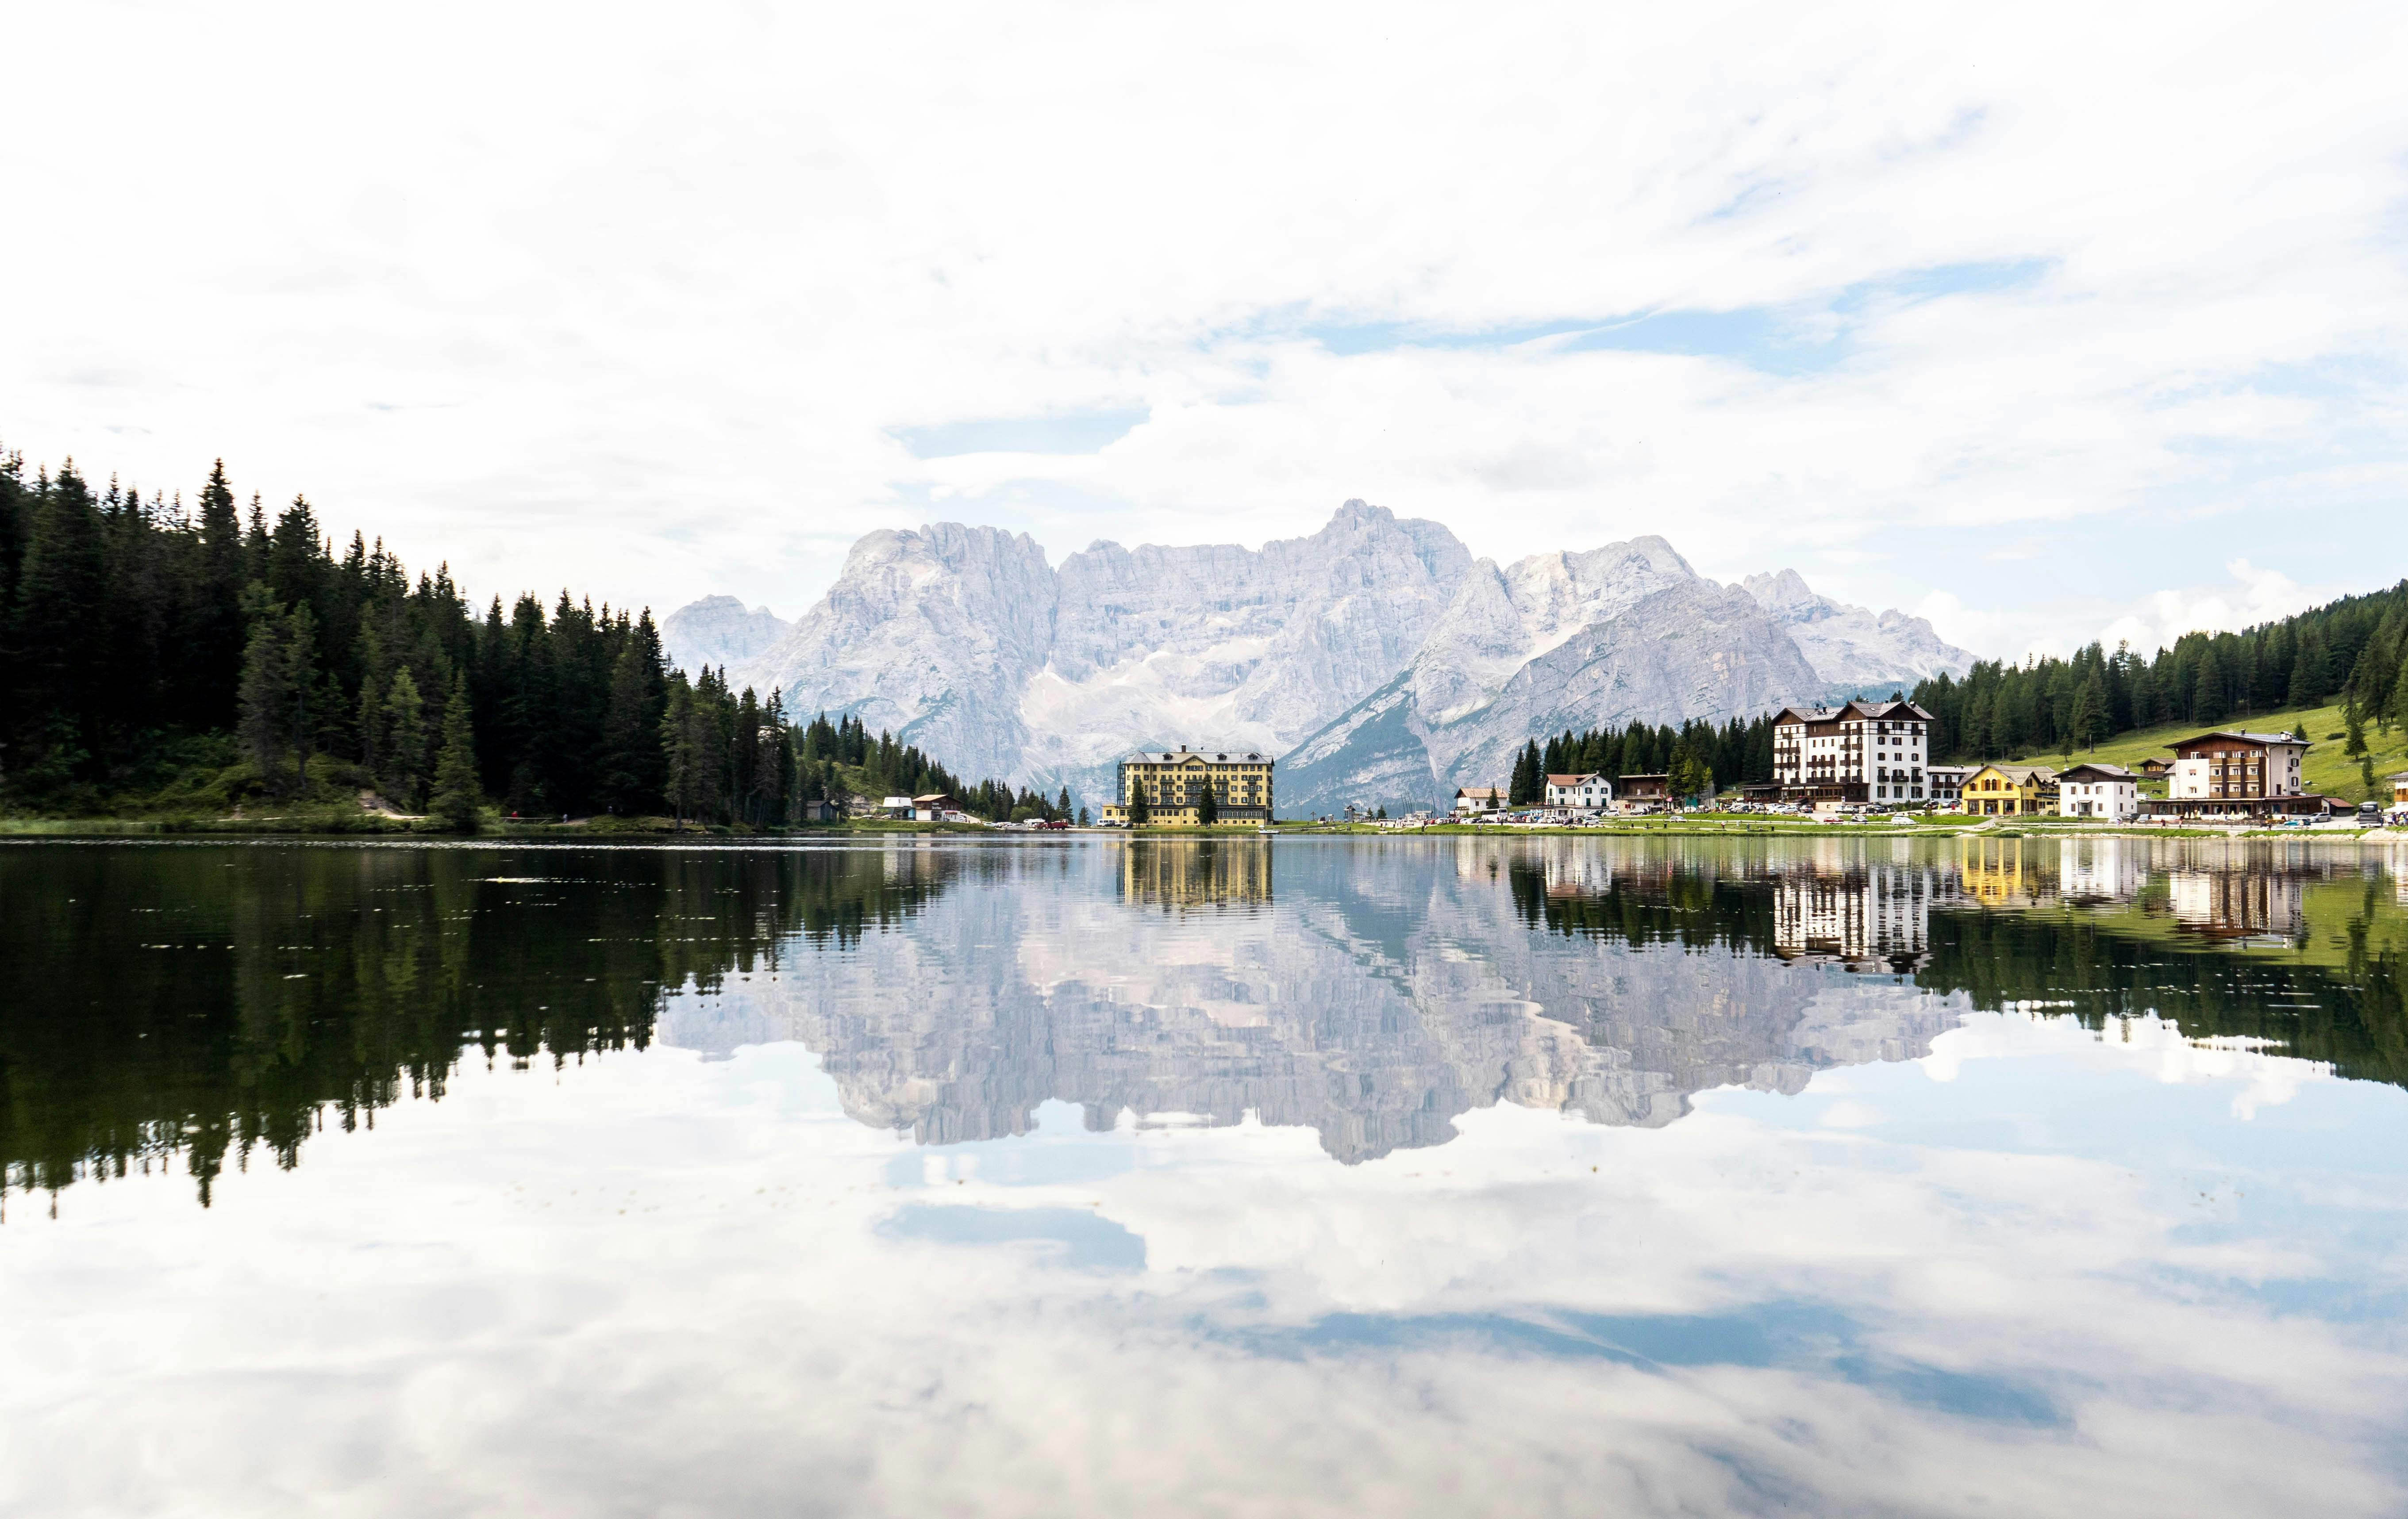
[681,502,1975,813]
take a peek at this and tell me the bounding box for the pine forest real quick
[0,450,1073,828]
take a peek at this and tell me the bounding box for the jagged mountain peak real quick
[1740,569,1975,688]
[683,510,1980,814]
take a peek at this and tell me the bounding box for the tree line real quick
[1911,580,2408,774]
[1506,715,1780,805]
[0,449,1052,826]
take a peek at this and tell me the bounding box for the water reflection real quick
[1121,836,1275,907]
[7,836,2408,1517]
[0,843,956,1204]
[4,835,2404,1204]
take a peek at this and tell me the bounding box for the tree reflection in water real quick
[0,843,957,1204]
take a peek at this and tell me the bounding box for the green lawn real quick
[1989,701,2407,804]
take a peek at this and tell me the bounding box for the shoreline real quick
[4,814,2400,845]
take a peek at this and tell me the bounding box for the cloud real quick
[2095,559,2335,656]
[11,1010,2405,1517]
[1,2,2403,627]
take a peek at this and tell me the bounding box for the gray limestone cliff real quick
[1278,539,1824,815]
[677,505,1977,813]
[1743,568,1976,692]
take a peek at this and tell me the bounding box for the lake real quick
[4,834,2406,1516]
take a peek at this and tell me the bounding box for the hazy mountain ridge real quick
[700,503,1978,811]
[1742,568,1976,691]
[660,595,791,675]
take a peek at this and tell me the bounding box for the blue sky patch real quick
[895,409,1149,459]
[877,1203,1146,1271]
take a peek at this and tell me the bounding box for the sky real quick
[3,1,2404,661]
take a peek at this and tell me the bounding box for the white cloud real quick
[1920,556,2343,664]
[2093,559,2336,656]
[1,2,2404,627]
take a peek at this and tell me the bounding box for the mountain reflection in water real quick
[3,836,2404,1205]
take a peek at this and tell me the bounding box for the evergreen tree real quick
[285,603,320,789]
[235,602,294,786]
[660,674,698,827]
[185,459,248,729]
[1509,740,1543,806]
[428,675,483,832]
[1197,779,1219,826]
[233,591,318,794]
[382,668,429,808]
[598,620,667,814]
[1126,782,1150,828]
[10,461,109,777]
[2289,629,2324,707]
[2071,674,2107,751]
[2191,642,2228,724]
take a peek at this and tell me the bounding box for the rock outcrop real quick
[738,525,1059,782]
[1742,568,1976,692]
[1278,541,1824,815]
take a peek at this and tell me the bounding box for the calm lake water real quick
[5,834,2408,1517]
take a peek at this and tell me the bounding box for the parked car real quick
[2358,802,2383,823]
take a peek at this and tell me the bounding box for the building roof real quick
[2165,729,2306,750]
[1456,786,1504,800]
[2057,763,2132,781]
[1126,747,1270,763]
[1545,773,1601,786]
[1619,772,1670,783]
[911,793,953,805]
[1772,698,1935,725]
[1970,763,2056,783]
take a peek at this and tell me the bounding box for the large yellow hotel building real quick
[1100,745,1275,825]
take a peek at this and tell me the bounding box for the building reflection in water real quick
[1118,837,1273,908]
[1769,858,1934,972]
[2167,869,2308,946]
[2058,837,2146,905]
[1956,836,2040,908]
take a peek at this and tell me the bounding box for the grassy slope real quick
[1988,700,2408,803]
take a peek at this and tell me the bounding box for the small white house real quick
[2057,763,2139,821]
[1454,786,1505,817]
[1544,772,1612,809]
[881,795,916,819]
[1927,764,1970,806]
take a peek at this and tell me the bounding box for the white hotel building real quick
[1771,699,1935,806]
